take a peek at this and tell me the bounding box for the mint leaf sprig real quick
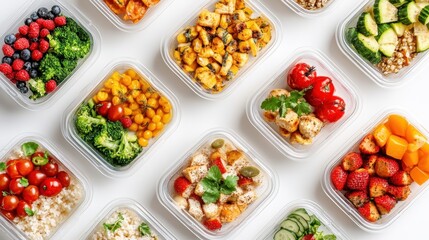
[261,90,312,117]
[200,166,238,204]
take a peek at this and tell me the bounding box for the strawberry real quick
[54,16,67,27]
[12,59,24,71]
[387,185,411,201]
[346,169,369,190]
[345,190,369,208]
[18,25,29,35]
[28,22,40,39]
[31,50,43,61]
[39,39,49,53]
[359,134,380,155]
[212,157,226,174]
[2,44,14,57]
[0,63,13,75]
[237,175,253,187]
[330,165,348,191]
[29,42,39,51]
[203,218,222,230]
[302,234,315,240]
[375,156,399,178]
[45,80,57,93]
[389,170,413,186]
[43,20,56,31]
[369,177,389,198]
[13,38,30,51]
[40,28,50,38]
[119,117,132,128]
[341,152,363,171]
[174,176,192,196]
[15,70,30,81]
[374,195,397,215]
[357,201,380,222]
[363,155,377,175]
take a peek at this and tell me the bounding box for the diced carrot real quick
[388,114,409,137]
[402,161,413,173]
[402,150,419,167]
[405,124,426,151]
[373,124,391,147]
[386,135,408,160]
[410,166,429,185]
[418,155,429,172]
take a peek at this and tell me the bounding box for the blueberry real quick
[31,61,39,69]
[20,49,31,61]
[46,11,55,20]
[24,61,32,72]
[30,12,39,21]
[12,52,20,60]
[30,38,38,42]
[51,5,61,16]
[2,57,12,65]
[30,69,38,78]
[25,18,33,26]
[4,34,16,45]
[16,81,26,89]
[19,86,28,94]
[37,7,48,18]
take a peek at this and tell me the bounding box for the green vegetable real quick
[211,139,224,149]
[2,191,8,197]
[103,213,124,233]
[239,166,260,178]
[261,90,312,117]
[22,142,39,156]
[138,222,152,237]
[24,207,35,216]
[19,177,29,187]
[32,152,49,166]
[200,166,238,204]
[0,162,5,171]
[28,79,47,100]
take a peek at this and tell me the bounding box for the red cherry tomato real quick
[96,101,112,117]
[39,178,62,197]
[0,173,11,192]
[41,162,58,177]
[16,200,32,218]
[27,170,47,186]
[108,105,124,122]
[1,195,19,211]
[1,209,16,221]
[22,185,39,204]
[315,96,346,123]
[9,177,27,195]
[6,160,21,179]
[16,159,34,176]
[287,63,317,90]
[305,76,335,107]
[56,171,70,188]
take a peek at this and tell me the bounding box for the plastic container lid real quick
[81,198,176,239]
[89,0,173,32]
[257,199,350,239]
[0,0,101,111]
[336,0,429,88]
[62,58,181,178]
[0,134,92,240]
[157,128,279,239]
[322,108,429,232]
[161,0,282,100]
[247,47,361,161]
[280,0,339,17]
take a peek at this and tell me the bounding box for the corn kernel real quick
[135,94,147,105]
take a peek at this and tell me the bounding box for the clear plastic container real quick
[81,198,176,239]
[257,199,350,239]
[0,0,101,110]
[62,58,180,178]
[0,134,92,240]
[280,0,339,17]
[161,0,282,100]
[322,108,429,232]
[157,128,279,239]
[89,0,173,32]
[336,0,429,88]
[247,47,361,161]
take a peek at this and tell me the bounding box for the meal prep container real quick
[336,0,429,88]
[157,128,279,239]
[62,58,180,178]
[280,0,338,17]
[257,199,349,239]
[161,0,282,100]
[247,48,361,161]
[0,0,101,111]
[89,0,173,32]
[0,134,92,240]
[82,198,176,239]
[322,108,429,232]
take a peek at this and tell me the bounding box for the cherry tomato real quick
[6,160,21,179]
[1,195,19,211]
[39,178,62,197]
[31,152,49,166]
[56,171,70,188]
[287,63,317,90]
[9,177,27,195]
[22,185,39,204]
[96,101,112,117]
[27,170,47,186]
[16,159,34,176]
[315,96,346,123]
[108,105,124,121]
[305,76,335,107]
[0,173,11,192]
[41,162,58,177]
[1,209,16,221]
[16,200,32,218]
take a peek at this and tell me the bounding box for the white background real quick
[0,0,428,239]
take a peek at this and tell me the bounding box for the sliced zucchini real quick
[398,1,421,25]
[414,21,429,52]
[391,22,407,36]
[419,5,429,24]
[292,208,311,222]
[357,12,379,36]
[389,0,411,7]
[374,0,399,23]
[280,220,300,235]
[274,229,297,240]
[346,27,358,43]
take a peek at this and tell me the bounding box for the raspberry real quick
[12,59,24,71]
[31,50,43,61]
[40,28,50,38]
[15,33,23,39]
[36,18,45,26]
[42,20,55,31]
[29,42,39,51]
[5,72,15,82]
[119,117,132,128]
[0,63,13,75]
[18,25,29,35]
[13,38,30,51]
[2,44,14,57]
[15,69,30,81]
[28,22,40,39]
[45,80,57,93]
[39,39,49,53]
[54,16,66,27]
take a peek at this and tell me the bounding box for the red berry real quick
[173,177,191,195]
[119,117,132,128]
[2,44,14,57]
[43,20,56,31]
[45,80,57,93]
[54,16,67,27]
[29,42,39,51]
[0,63,13,75]
[39,39,49,53]
[330,165,348,191]
[12,59,24,71]
[13,38,30,51]
[15,33,22,39]
[15,70,30,81]
[6,72,15,82]
[18,25,29,35]
[28,22,40,39]
[31,50,43,61]
[203,218,222,230]
[36,19,45,26]
[40,28,50,38]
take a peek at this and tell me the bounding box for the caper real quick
[239,166,260,178]
[211,139,224,149]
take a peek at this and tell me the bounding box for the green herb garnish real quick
[201,166,238,204]
[0,162,5,171]
[19,177,29,187]
[25,207,35,216]
[22,142,39,156]
[138,222,151,237]
[261,90,311,117]
[103,213,124,233]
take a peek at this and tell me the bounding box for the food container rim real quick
[280,0,340,17]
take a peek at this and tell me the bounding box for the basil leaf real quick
[22,142,39,156]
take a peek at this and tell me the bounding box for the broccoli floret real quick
[111,132,142,166]
[65,17,90,42]
[28,79,46,100]
[56,58,78,83]
[93,128,120,157]
[39,53,62,82]
[106,121,124,141]
[75,103,106,135]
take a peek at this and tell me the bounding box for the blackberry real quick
[16,81,26,89]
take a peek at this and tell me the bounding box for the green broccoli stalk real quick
[28,79,46,100]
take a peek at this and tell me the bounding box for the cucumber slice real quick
[389,0,411,7]
[357,12,379,36]
[419,5,429,24]
[377,24,398,56]
[374,0,399,23]
[292,208,311,222]
[289,214,309,230]
[415,21,429,51]
[399,1,421,24]
[346,27,358,43]
[391,22,407,36]
[288,218,304,237]
[353,33,382,63]
[274,229,297,240]
[280,220,300,235]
